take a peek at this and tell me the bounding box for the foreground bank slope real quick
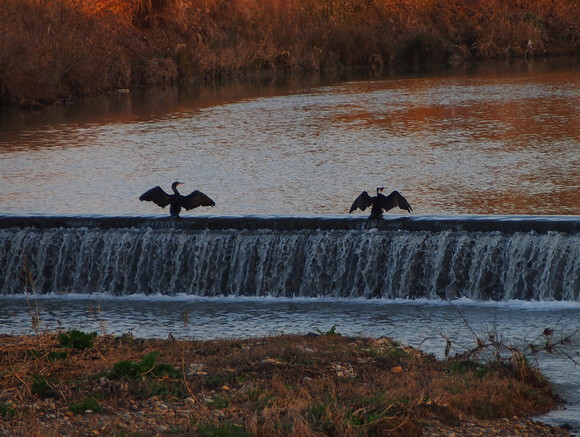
[0,332,571,436]
[1,0,578,105]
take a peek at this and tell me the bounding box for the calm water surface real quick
[0,59,579,216]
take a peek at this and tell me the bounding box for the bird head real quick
[172,181,183,189]
[376,187,385,194]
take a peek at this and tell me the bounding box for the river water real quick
[0,59,579,430]
[0,59,579,216]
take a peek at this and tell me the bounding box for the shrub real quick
[2,0,578,105]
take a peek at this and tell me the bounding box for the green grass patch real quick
[23,349,42,359]
[471,398,495,419]
[58,330,97,350]
[48,350,69,361]
[137,380,187,399]
[0,402,15,418]
[205,394,230,409]
[69,397,102,415]
[196,421,249,437]
[114,432,153,437]
[303,402,334,433]
[31,375,58,398]
[247,388,275,411]
[201,373,234,390]
[112,351,179,380]
[451,360,490,379]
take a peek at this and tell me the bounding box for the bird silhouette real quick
[139,182,215,217]
[350,187,413,217]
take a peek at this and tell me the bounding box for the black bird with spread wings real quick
[350,187,413,217]
[139,182,215,217]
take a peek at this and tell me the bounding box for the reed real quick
[0,0,578,105]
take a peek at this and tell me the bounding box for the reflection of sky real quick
[0,62,578,216]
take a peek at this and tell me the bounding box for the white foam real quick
[3,293,580,311]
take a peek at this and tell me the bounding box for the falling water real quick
[1,215,578,300]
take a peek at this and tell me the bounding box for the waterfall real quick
[1,215,578,300]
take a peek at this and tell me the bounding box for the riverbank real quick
[0,0,578,106]
[0,332,572,436]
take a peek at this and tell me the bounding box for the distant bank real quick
[0,0,578,107]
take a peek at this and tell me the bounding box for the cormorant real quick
[350,187,413,217]
[139,182,215,217]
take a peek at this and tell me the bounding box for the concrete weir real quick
[1,214,579,300]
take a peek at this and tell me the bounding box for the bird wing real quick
[181,190,216,210]
[139,186,171,208]
[378,190,413,213]
[350,191,374,212]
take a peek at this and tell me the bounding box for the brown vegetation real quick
[0,0,578,106]
[0,331,571,436]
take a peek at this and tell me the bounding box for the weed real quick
[201,373,233,390]
[48,350,68,361]
[247,388,275,411]
[112,351,179,380]
[443,384,464,395]
[205,394,230,409]
[69,397,102,415]
[345,392,399,428]
[24,348,68,362]
[24,349,42,359]
[114,432,153,437]
[451,360,489,379]
[138,380,187,399]
[30,375,58,398]
[0,402,15,418]
[347,405,397,427]
[196,421,249,437]
[316,325,342,336]
[303,402,333,432]
[387,347,409,359]
[471,398,495,419]
[57,330,97,350]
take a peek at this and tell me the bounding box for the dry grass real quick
[0,331,566,436]
[0,0,578,105]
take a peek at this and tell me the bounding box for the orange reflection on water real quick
[0,61,578,216]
